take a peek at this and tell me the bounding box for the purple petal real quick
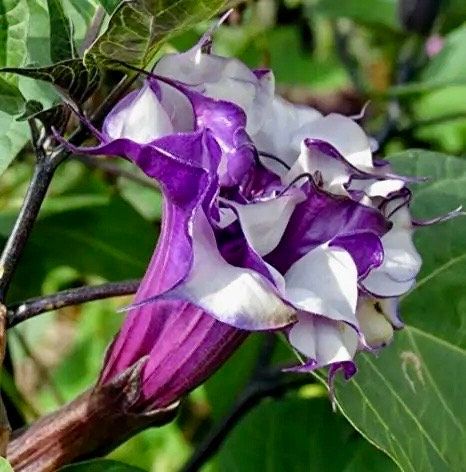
[266,184,391,274]
[331,231,384,279]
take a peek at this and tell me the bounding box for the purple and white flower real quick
[64,30,460,408]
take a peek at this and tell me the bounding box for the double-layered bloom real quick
[66,31,459,409]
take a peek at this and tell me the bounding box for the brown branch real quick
[7,279,140,329]
[7,364,179,472]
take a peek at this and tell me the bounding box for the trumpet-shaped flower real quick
[64,31,460,409]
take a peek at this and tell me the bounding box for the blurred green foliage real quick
[1,1,466,471]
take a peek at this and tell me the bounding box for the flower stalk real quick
[7,364,179,472]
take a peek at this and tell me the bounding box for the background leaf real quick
[212,397,396,472]
[59,459,145,471]
[85,0,231,69]
[0,457,14,472]
[315,0,399,30]
[334,151,466,472]
[0,0,30,74]
[46,0,75,62]
[98,0,121,14]
[0,77,25,115]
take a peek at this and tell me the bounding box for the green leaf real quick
[0,76,25,115]
[0,0,30,72]
[204,334,263,420]
[47,0,76,62]
[59,459,145,471]
[0,457,14,472]
[214,397,396,471]
[390,24,466,97]
[15,99,44,121]
[334,150,466,472]
[85,0,231,69]
[98,0,121,14]
[7,192,156,301]
[0,112,28,175]
[2,59,100,104]
[315,0,399,30]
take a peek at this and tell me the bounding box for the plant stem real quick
[7,372,179,472]
[0,161,57,300]
[7,279,140,328]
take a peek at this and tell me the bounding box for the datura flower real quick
[64,31,460,410]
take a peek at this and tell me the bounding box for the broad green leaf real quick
[0,112,28,175]
[0,458,14,472]
[60,459,145,471]
[214,397,396,471]
[47,0,76,62]
[315,0,399,30]
[0,77,25,115]
[334,151,466,472]
[0,0,30,73]
[85,0,231,69]
[412,86,466,154]
[98,0,121,14]
[2,59,101,104]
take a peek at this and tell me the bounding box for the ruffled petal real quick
[284,244,359,327]
[362,205,421,297]
[288,313,358,370]
[165,209,296,330]
[225,189,306,256]
[266,184,391,274]
[331,231,384,279]
[102,82,176,143]
[256,96,322,173]
[154,46,274,136]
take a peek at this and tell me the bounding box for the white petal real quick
[362,205,421,297]
[255,97,322,174]
[156,51,272,135]
[306,114,373,169]
[105,84,174,143]
[228,190,305,256]
[356,298,394,347]
[361,270,416,298]
[378,297,403,328]
[289,314,358,366]
[284,244,359,326]
[350,178,405,199]
[283,140,351,195]
[217,207,237,229]
[175,210,296,330]
[158,82,195,133]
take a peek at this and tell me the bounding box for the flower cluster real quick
[66,31,458,409]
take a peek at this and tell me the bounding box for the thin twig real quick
[7,279,140,328]
[0,160,58,300]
